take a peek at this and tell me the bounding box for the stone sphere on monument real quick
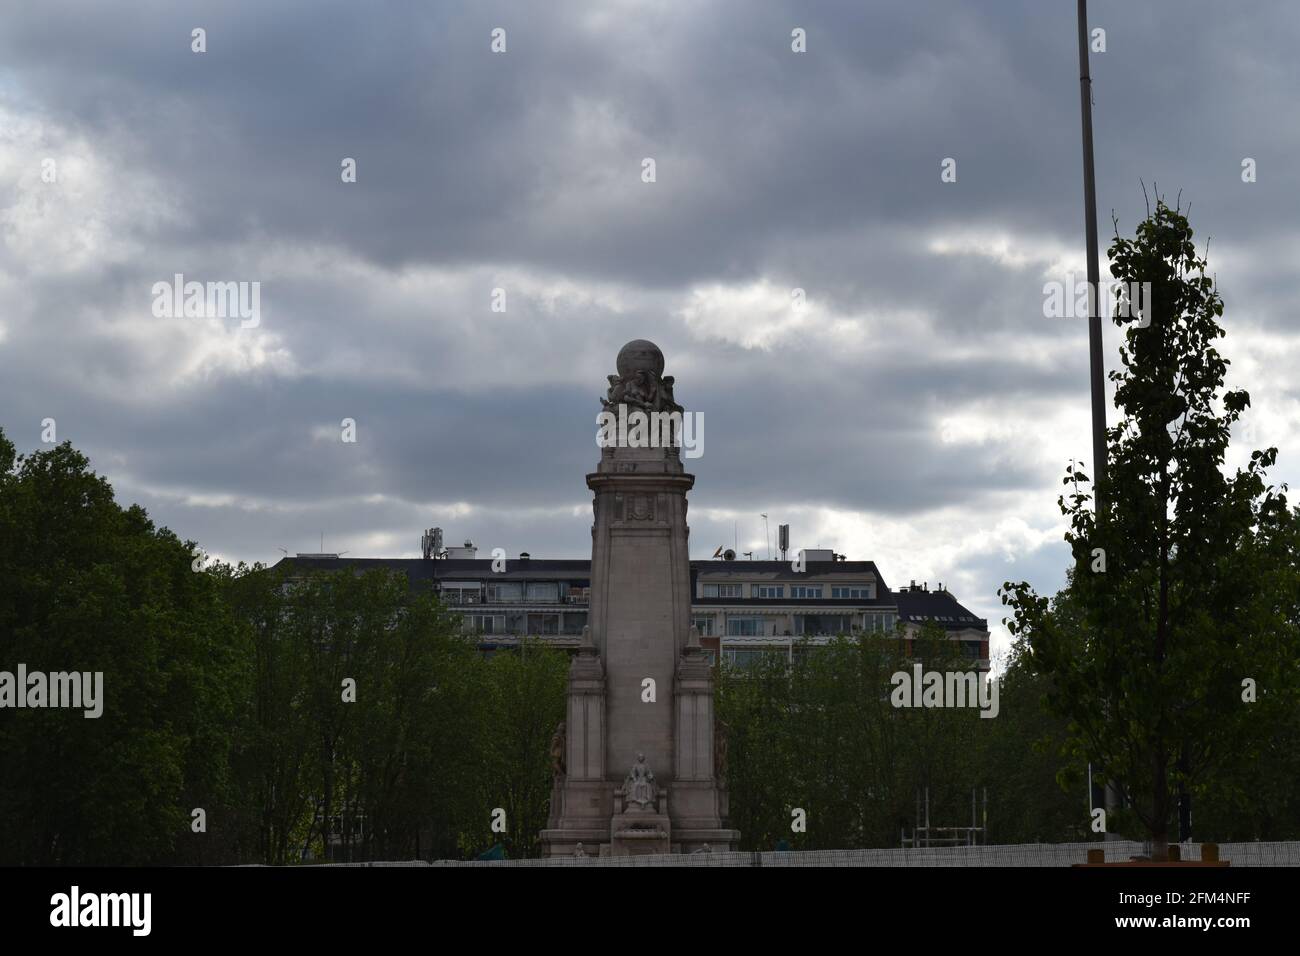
[616,339,665,380]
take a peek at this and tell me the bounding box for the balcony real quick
[440,591,481,605]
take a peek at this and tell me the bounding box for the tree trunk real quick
[1177,746,1192,843]
[1151,751,1169,861]
[1151,461,1172,863]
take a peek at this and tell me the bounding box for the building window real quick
[831,586,873,599]
[790,586,823,599]
[755,585,784,599]
[702,583,743,598]
[862,611,898,633]
[692,616,715,636]
[726,617,764,637]
[466,614,505,634]
[526,613,560,635]
[526,582,559,603]
[722,648,784,669]
[441,586,481,604]
[487,582,523,603]
[794,614,850,636]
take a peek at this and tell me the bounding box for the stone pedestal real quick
[542,340,739,857]
[607,788,672,857]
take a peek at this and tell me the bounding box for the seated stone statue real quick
[621,752,658,810]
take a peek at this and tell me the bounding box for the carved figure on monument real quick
[714,719,729,783]
[621,752,658,809]
[550,721,566,779]
[604,375,627,408]
[684,623,703,657]
[600,340,685,416]
[659,375,680,413]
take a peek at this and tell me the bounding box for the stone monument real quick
[541,339,739,856]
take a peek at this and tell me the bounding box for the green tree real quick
[464,641,567,859]
[1000,199,1299,860]
[0,433,251,865]
[717,648,799,849]
[350,584,490,861]
[978,627,1089,844]
[718,624,988,850]
[229,565,497,863]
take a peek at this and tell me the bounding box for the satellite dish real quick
[723,549,736,561]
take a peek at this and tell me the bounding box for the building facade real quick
[279,544,990,670]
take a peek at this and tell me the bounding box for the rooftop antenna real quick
[422,527,443,561]
[761,513,770,559]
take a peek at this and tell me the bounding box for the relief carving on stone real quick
[714,719,729,784]
[550,721,566,779]
[628,494,654,521]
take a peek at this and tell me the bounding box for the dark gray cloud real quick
[3,0,1299,654]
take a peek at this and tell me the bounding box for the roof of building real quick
[693,559,888,589]
[894,587,987,629]
[274,556,884,581]
[275,556,591,584]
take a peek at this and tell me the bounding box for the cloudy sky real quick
[3,0,1298,663]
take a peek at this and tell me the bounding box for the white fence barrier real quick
[314,841,1300,867]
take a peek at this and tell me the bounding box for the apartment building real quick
[277,540,990,670]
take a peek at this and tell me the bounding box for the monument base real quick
[542,778,613,858]
[543,778,738,857]
[673,828,742,855]
[608,807,672,856]
[539,828,610,858]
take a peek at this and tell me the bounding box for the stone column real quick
[541,628,609,856]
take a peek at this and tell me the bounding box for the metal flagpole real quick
[1077,0,1107,510]
[1078,0,1121,842]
